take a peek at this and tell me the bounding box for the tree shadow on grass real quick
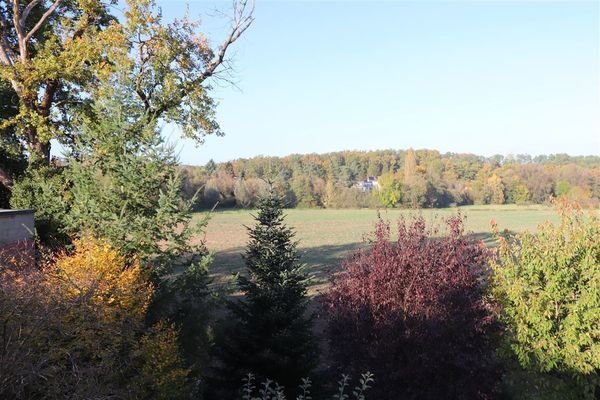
[208,242,366,291]
[299,242,366,285]
[208,246,245,283]
[468,231,497,247]
[208,231,509,291]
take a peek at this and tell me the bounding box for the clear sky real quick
[158,0,599,165]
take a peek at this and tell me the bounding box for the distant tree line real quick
[181,150,600,209]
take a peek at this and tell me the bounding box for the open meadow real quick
[199,204,561,292]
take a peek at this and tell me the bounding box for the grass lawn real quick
[196,204,560,292]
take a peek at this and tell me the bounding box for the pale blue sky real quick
[160,1,599,165]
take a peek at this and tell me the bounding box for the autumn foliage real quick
[0,239,190,399]
[324,215,499,399]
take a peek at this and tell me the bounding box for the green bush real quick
[9,165,70,245]
[491,200,600,399]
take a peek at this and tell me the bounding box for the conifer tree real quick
[213,187,317,397]
[64,85,214,378]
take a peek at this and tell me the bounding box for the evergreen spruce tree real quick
[213,187,318,397]
[64,84,214,379]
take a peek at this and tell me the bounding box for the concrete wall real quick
[0,209,36,268]
[0,209,35,244]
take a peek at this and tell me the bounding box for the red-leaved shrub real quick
[324,215,499,399]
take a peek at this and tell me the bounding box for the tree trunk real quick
[25,125,51,165]
[25,79,58,165]
[0,166,13,190]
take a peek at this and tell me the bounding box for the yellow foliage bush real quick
[52,238,152,324]
[0,238,192,399]
[36,239,155,396]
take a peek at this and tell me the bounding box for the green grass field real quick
[197,205,560,291]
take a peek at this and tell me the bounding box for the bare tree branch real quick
[20,0,43,27]
[24,0,62,43]
[0,168,13,190]
[0,10,15,64]
[197,0,255,83]
[0,37,13,66]
[10,0,22,35]
[0,46,20,95]
[0,11,19,92]
[150,0,254,119]
[11,0,27,61]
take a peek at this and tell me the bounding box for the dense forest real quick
[181,150,600,209]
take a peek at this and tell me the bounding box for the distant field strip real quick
[196,205,560,290]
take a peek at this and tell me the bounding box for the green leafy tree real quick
[0,0,254,166]
[401,174,429,208]
[3,0,254,232]
[471,164,493,204]
[492,200,600,399]
[291,175,320,207]
[0,0,119,164]
[507,176,530,205]
[293,182,318,207]
[556,180,572,197]
[322,178,338,208]
[213,188,318,398]
[375,172,401,207]
[487,174,505,204]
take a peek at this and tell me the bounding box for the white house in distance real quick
[355,176,379,192]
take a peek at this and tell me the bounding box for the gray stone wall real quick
[0,209,35,245]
